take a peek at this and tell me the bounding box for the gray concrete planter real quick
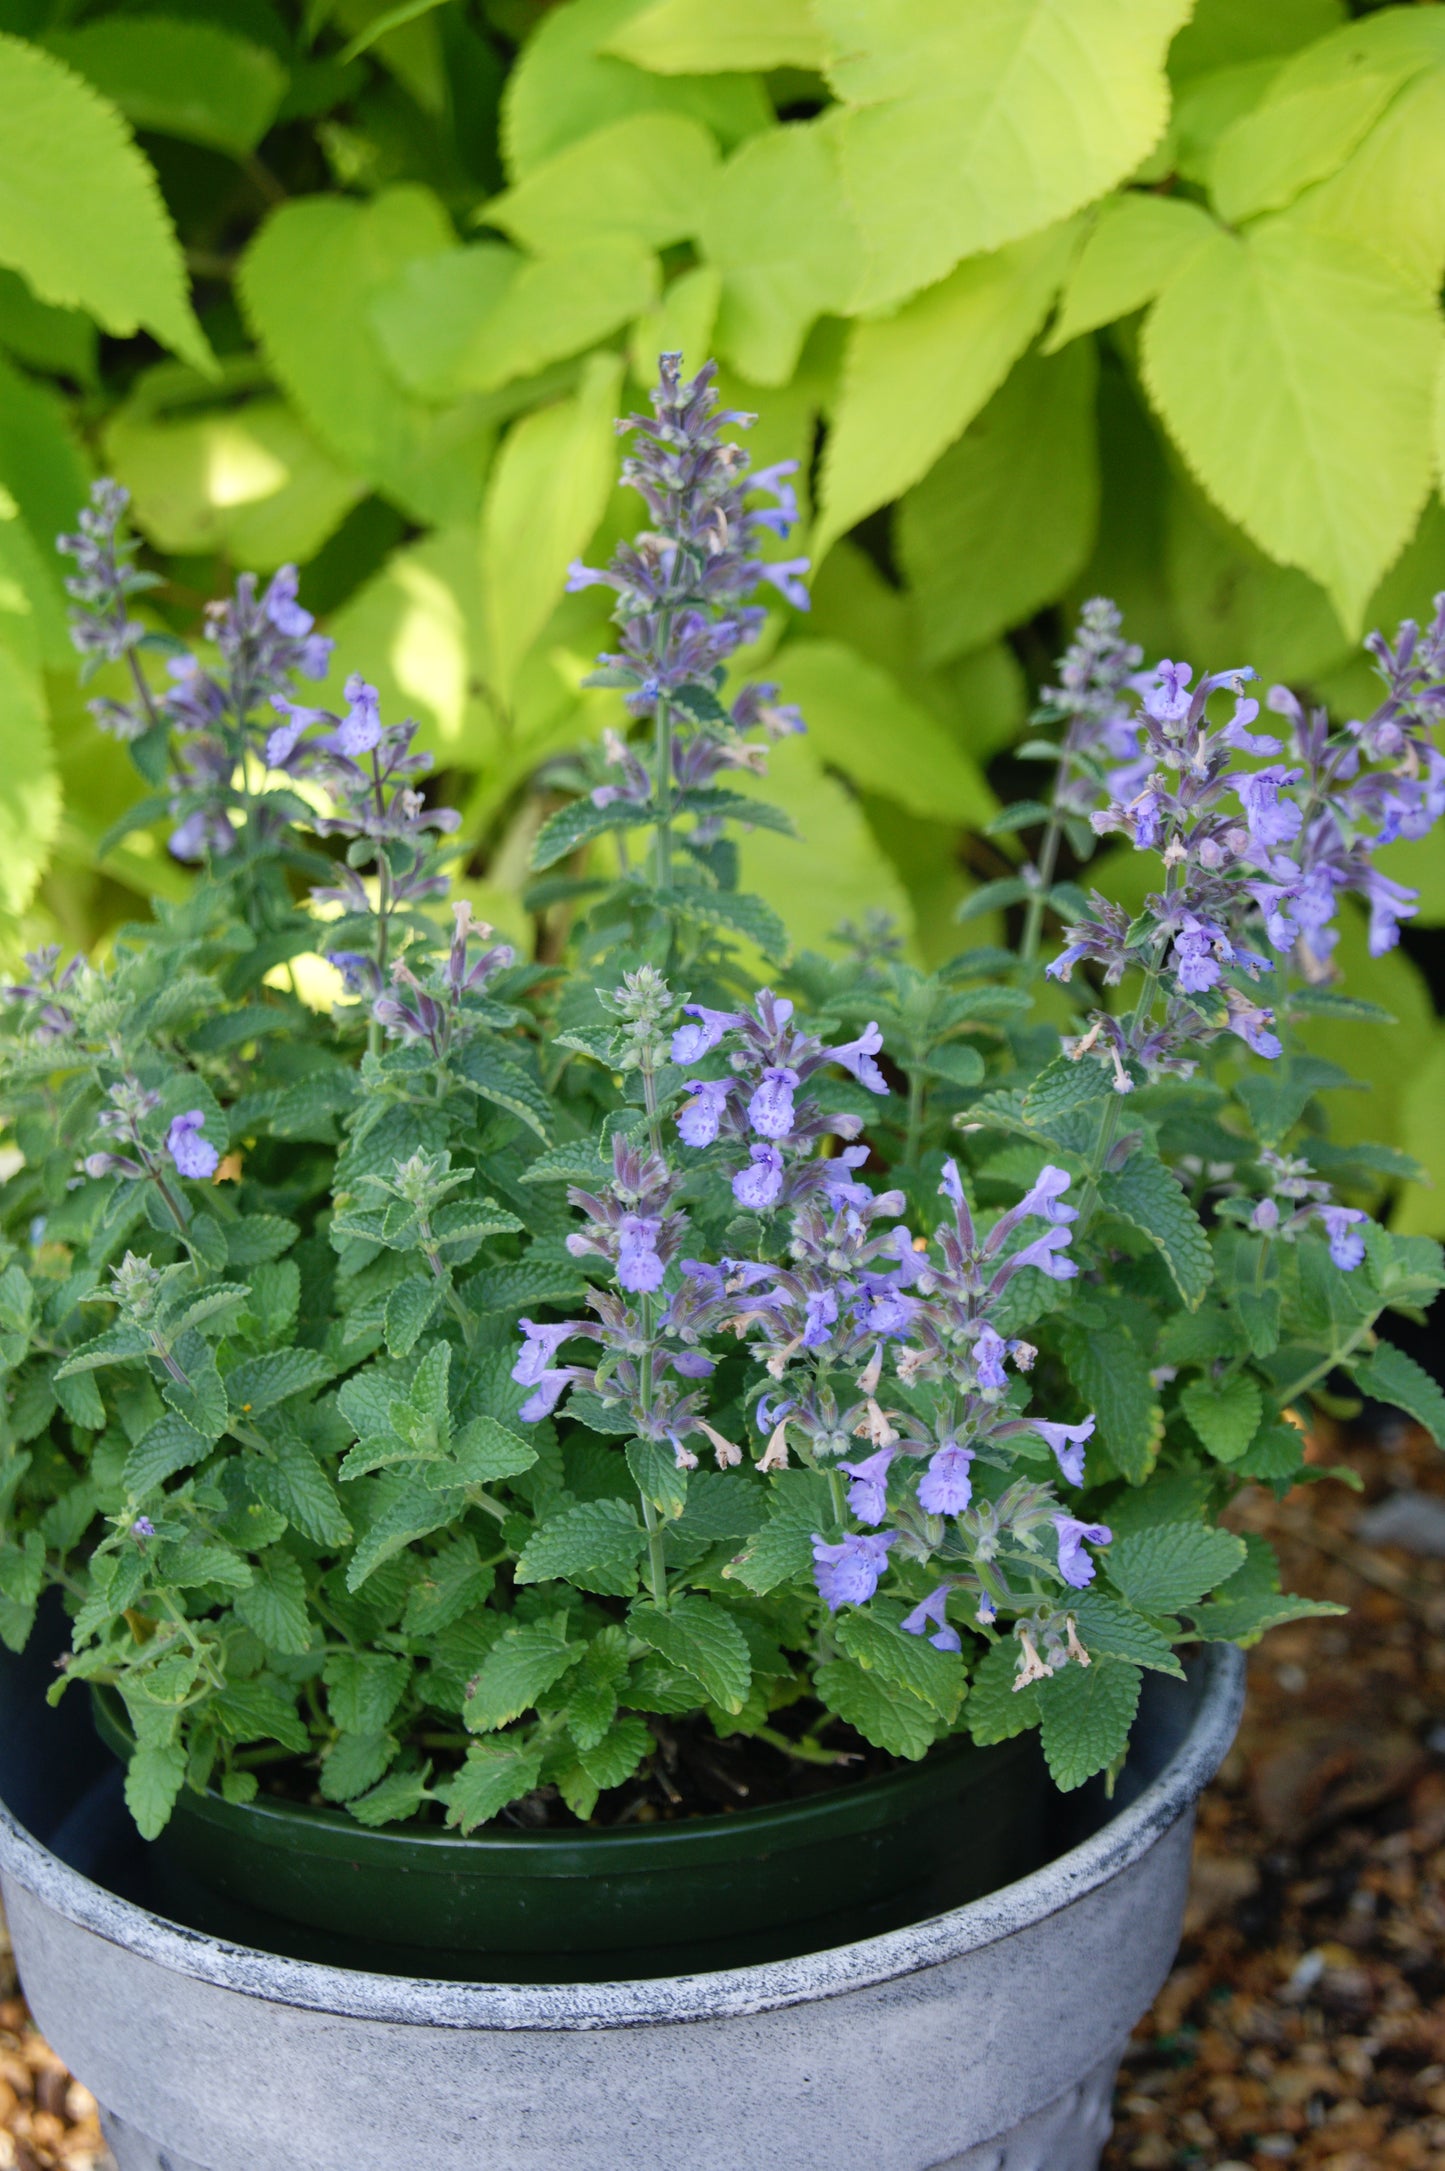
[0,1642,1243,2171]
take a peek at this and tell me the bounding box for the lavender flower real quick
[838,1447,895,1525]
[1053,1515,1112,1590]
[917,1443,975,1515]
[165,1110,219,1181]
[900,1586,962,1653]
[1027,1417,1095,1487]
[810,1530,896,1610]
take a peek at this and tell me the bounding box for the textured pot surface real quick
[0,1640,1244,2171]
[89,1683,1049,1971]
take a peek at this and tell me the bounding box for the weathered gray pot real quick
[0,1639,1243,2171]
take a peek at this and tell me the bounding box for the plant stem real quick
[1274,1317,1379,1410]
[1019,804,1065,966]
[904,1066,926,1167]
[640,1493,669,1608]
[652,690,673,891]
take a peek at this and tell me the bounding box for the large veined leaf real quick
[607,0,825,72]
[0,34,209,370]
[501,0,769,179]
[1208,62,1420,229]
[480,352,624,705]
[0,641,60,920]
[814,221,1077,561]
[1163,470,1353,691]
[629,262,720,383]
[1044,194,1217,352]
[699,120,861,387]
[1285,67,1445,299]
[734,731,916,961]
[485,112,718,255]
[371,237,657,401]
[239,186,494,526]
[103,397,365,570]
[43,18,286,158]
[772,641,997,829]
[1142,221,1443,635]
[815,0,1192,313]
[1167,0,1345,81]
[897,343,1099,664]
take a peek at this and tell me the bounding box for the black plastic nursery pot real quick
[90,1683,1049,1979]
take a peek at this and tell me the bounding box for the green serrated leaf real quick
[325,1650,409,1734]
[532,793,657,873]
[514,1497,646,1595]
[1108,1521,1248,1614]
[346,1765,432,1828]
[626,1436,687,1521]
[965,1636,1041,1745]
[1023,1053,1112,1125]
[235,1548,313,1656]
[1037,1656,1142,1792]
[835,1610,964,1720]
[1068,1591,1184,1678]
[1101,1151,1212,1309]
[439,1737,545,1832]
[465,1613,583,1733]
[814,1656,937,1759]
[1350,1340,1445,1446]
[124,1737,187,1840]
[1190,1530,1346,1643]
[1060,1325,1162,1485]
[1180,1372,1264,1464]
[629,1594,751,1714]
[226,1347,334,1417]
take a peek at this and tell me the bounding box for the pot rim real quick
[0,1645,1244,2031]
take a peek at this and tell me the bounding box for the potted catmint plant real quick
[1,358,1443,2171]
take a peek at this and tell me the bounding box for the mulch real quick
[2,1422,1443,2171]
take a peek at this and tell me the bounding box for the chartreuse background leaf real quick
[815,222,1078,562]
[896,343,1099,665]
[608,0,824,73]
[815,0,1192,314]
[1141,219,1443,634]
[42,17,287,157]
[0,33,209,370]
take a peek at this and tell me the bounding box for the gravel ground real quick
[2,1422,1442,2171]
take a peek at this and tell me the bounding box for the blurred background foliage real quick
[0,0,1443,1220]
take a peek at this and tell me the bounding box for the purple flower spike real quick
[1004,1226,1078,1282]
[512,1318,577,1386]
[828,1022,888,1094]
[672,1004,745,1064]
[733,1143,784,1211]
[130,1516,156,1541]
[760,557,811,610]
[838,1447,895,1526]
[331,675,382,758]
[617,1214,665,1292]
[917,1443,975,1516]
[810,1530,896,1611]
[973,1324,1009,1392]
[901,1586,962,1653]
[166,1110,219,1181]
[1029,1415,1096,1486]
[1054,1514,1112,1590]
[902,1589,954,1649]
[518,1371,573,1422]
[748,1066,799,1139]
[677,1078,732,1148]
[1016,1165,1077,1226]
[1319,1204,1367,1272]
[263,565,313,639]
